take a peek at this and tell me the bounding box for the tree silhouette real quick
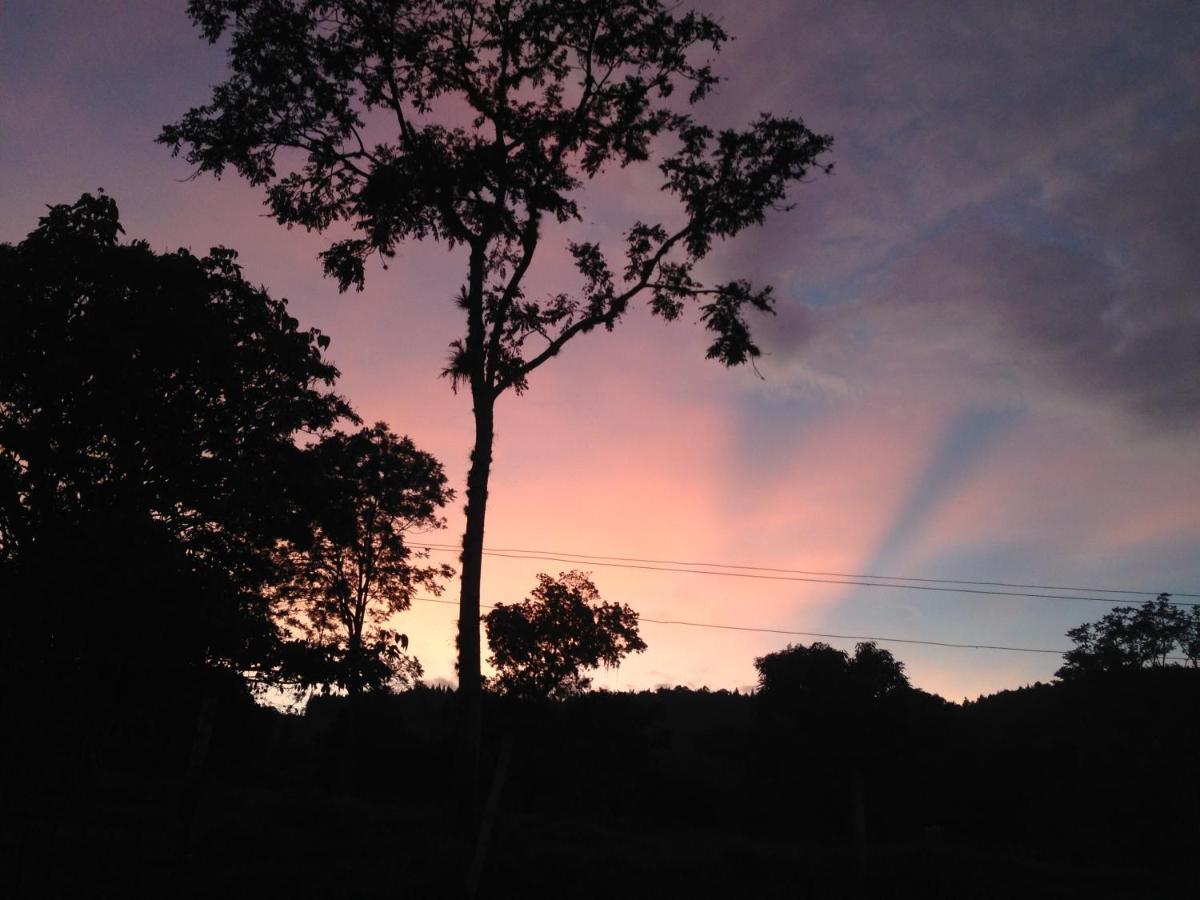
[273,423,454,695]
[1184,606,1200,667]
[484,571,645,699]
[845,641,910,701]
[161,0,833,703]
[0,192,354,696]
[1057,594,1189,678]
[755,641,909,711]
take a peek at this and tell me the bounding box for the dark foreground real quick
[3,671,1197,898]
[1,784,1185,898]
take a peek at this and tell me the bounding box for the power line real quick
[638,618,1071,654]
[412,596,1067,654]
[411,543,1200,608]
[414,541,1197,598]
[413,596,1189,661]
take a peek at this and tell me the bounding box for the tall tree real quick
[273,423,453,695]
[0,192,354,699]
[161,0,833,701]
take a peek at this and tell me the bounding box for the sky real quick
[2,1,1198,700]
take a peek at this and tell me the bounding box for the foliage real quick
[484,571,646,699]
[163,0,833,690]
[273,423,454,694]
[1057,593,1196,678]
[1184,606,1200,665]
[754,641,910,709]
[162,0,832,374]
[0,192,354,691]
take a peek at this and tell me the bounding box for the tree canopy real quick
[0,192,354,694]
[1057,594,1198,679]
[484,570,645,699]
[273,423,454,694]
[162,0,832,373]
[162,0,834,697]
[755,641,910,710]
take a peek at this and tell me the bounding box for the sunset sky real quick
[3,1,1198,700]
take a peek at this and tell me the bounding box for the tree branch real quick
[497,221,691,394]
[485,210,540,386]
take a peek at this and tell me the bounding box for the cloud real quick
[728,2,1200,433]
[768,211,1200,434]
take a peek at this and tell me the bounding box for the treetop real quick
[162,0,833,397]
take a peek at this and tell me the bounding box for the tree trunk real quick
[455,389,494,828]
[346,629,362,697]
[458,238,491,697]
[458,394,494,695]
[851,768,867,874]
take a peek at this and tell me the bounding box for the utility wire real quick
[411,596,1066,654]
[412,541,1199,599]
[411,544,1200,608]
[413,596,1190,662]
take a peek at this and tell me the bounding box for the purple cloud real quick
[701,1,1200,430]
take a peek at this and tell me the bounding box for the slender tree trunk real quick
[458,237,492,695]
[455,388,494,828]
[346,629,363,697]
[459,393,494,695]
[465,731,514,899]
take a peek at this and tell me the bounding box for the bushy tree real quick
[0,192,354,696]
[754,640,913,811]
[1184,607,1200,667]
[755,641,909,710]
[846,641,911,701]
[273,423,454,694]
[1057,594,1189,679]
[484,571,645,699]
[161,0,833,699]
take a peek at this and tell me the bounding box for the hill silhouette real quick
[2,671,1197,897]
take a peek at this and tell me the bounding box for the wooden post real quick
[851,768,867,874]
[177,692,216,859]
[464,732,514,900]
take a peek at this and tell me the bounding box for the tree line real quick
[3,3,1196,893]
[1,205,1194,892]
[1058,593,1200,677]
[1,196,1193,716]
